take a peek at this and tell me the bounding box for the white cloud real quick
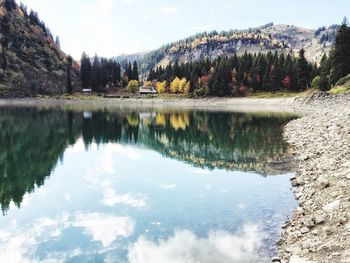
[160,184,176,190]
[161,6,177,14]
[0,211,135,262]
[73,213,135,247]
[0,213,77,263]
[238,203,247,209]
[65,138,85,155]
[128,224,269,263]
[101,189,147,208]
[64,193,72,201]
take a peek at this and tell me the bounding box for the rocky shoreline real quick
[276,93,350,263]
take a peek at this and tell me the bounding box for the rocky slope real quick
[116,23,338,77]
[0,0,80,97]
[276,93,350,263]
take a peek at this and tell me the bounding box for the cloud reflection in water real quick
[128,223,269,263]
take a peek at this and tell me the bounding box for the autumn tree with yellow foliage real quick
[156,81,167,93]
[170,77,190,94]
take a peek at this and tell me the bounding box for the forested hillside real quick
[115,23,338,78]
[0,0,80,97]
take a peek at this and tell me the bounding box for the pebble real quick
[312,214,325,225]
[322,200,341,213]
[301,227,310,234]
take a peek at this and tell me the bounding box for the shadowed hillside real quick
[0,0,80,97]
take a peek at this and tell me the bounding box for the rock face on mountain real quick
[116,23,337,77]
[0,0,80,97]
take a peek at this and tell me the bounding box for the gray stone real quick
[322,200,340,213]
[296,207,304,215]
[313,214,325,225]
[271,256,281,262]
[303,217,315,228]
[301,227,310,234]
[318,179,330,189]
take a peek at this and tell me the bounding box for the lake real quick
[0,105,298,263]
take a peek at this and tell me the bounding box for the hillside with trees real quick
[0,0,80,97]
[314,18,350,91]
[116,23,338,79]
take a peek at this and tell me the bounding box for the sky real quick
[19,0,350,59]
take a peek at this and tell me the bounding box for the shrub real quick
[127,80,139,93]
[194,87,207,97]
[311,76,321,89]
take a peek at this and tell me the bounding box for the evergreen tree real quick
[112,62,121,87]
[66,56,73,94]
[331,17,350,83]
[4,0,17,11]
[132,61,139,81]
[269,61,284,91]
[173,60,180,79]
[126,62,133,81]
[80,52,92,89]
[319,54,331,91]
[297,49,310,90]
[209,58,232,96]
[55,36,60,47]
[91,55,101,91]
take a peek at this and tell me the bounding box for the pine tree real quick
[55,36,60,47]
[80,52,92,89]
[319,54,331,91]
[132,61,139,81]
[4,0,17,11]
[173,60,180,79]
[66,56,73,94]
[269,61,284,91]
[209,58,232,96]
[91,55,101,91]
[330,17,350,83]
[112,62,121,87]
[126,62,133,81]
[297,48,310,90]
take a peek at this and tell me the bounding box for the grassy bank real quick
[329,85,350,95]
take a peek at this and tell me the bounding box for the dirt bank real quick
[0,96,299,113]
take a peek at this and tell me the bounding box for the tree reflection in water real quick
[0,106,297,214]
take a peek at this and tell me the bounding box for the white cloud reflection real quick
[73,213,135,247]
[101,189,147,208]
[65,138,86,155]
[128,224,268,263]
[0,212,135,262]
[160,184,176,190]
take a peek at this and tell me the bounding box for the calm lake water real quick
[0,106,298,263]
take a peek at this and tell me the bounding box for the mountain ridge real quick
[116,23,338,78]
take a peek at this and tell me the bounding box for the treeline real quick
[315,25,339,44]
[148,50,317,96]
[314,18,350,90]
[80,53,140,92]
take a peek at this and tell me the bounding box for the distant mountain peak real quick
[116,23,338,78]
